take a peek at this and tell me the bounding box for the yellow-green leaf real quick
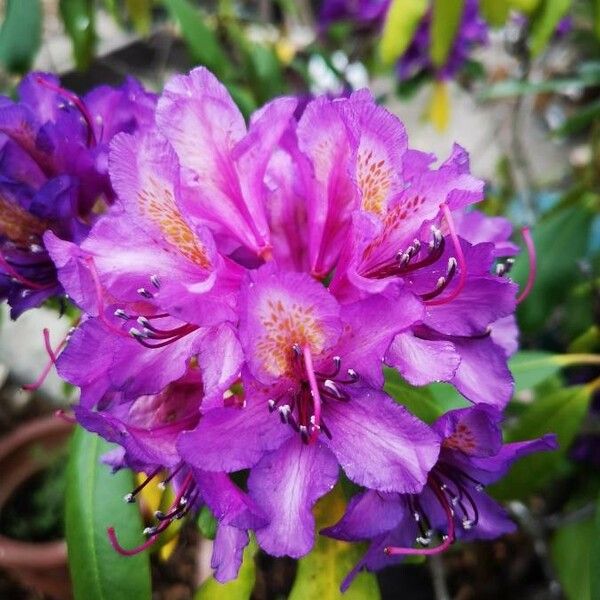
[194,538,257,600]
[430,0,464,68]
[288,487,381,600]
[508,0,542,13]
[426,80,450,131]
[590,493,600,600]
[379,0,428,66]
[125,0,152,34]
[480,0,510,26]
[529,0,573,57]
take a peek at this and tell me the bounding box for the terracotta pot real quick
[0,415,74,600]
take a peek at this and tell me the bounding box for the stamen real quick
[137,287,154,299]
[124,468,162,503]
[22,328,68,391]
[516,226,536,304]
[35,76,97,147]
[425,204,467,307]
[302,346,322,443]
[107,525,163,556]
[384,477,456,556]
[0,252,51,290]
[150,274,161,289]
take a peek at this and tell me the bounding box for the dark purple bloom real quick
[323,405,557,590]
[319,0,390,28]
[0,73,156,317]
[396,0,488,81]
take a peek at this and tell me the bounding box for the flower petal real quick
[323,387,440,493]
[248,438,339,557]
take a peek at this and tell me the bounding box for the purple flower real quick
[178,265,440,557]
[323,405,557,590]
[319,0,488,82]
[0,73,156,317]
[42,67,544,583]
[319,0,390,29]
[397,0,488,81]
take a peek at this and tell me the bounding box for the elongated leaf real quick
[508,0,542,13]
[491,385,591,500]
[379,0,428,66]
[161,0,228,77]
[480,0,510,26]
[288,487,380,600]
[595,0,600,39]
[590,494,600,600]
[427,80,450,131]
[509,351,562,392]
[66,427,151,600]
[430,0,465,68]
[0,0,42,74]
[511,202,594,333]
[384,369,468,423]
[125,0,152,34]
[59,0,96,70]
[529,0,572,57]
[552,518,593,600]
[194,538,257,600]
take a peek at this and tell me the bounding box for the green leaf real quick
[594,0,600,39]
[480,0,510,26]
[553,99,600,137]
[508,0,542,13]
[384,369,468,423]
[161,0,228,77]
[194,538,257,599]
[288,488,380,600]
[529,0,573,57]
[66,427,151,600]
[245,43,285,103]
[379,0,428,66]
[590,493,600,600]
[552,518,593,600]
[0,0,42,74]
[509,351,562,392]
[512,202,594,333]
[125,0,152,34]
[430,0,465,68]
[59,0,96,70]
[197,505,217,541]
[491,385,592,500]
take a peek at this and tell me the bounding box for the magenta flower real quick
[322,405,557,590]
[0,73,156,317]
[41,67,543,584]
[178,265,440,557]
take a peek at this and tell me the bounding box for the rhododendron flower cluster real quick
[1,67,555,586]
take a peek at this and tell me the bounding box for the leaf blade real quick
[0,0,42,74]
[66,427,151,600]
[379,0,428,66]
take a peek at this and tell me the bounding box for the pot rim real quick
[0,414,73,568]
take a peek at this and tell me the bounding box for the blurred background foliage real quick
[1,1,600,599]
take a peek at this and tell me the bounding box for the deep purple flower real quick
[0,73,156,317]
[397,0,488,81]
[178,265,440,557]
[319,0,390,29]
[323,405,557,590]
